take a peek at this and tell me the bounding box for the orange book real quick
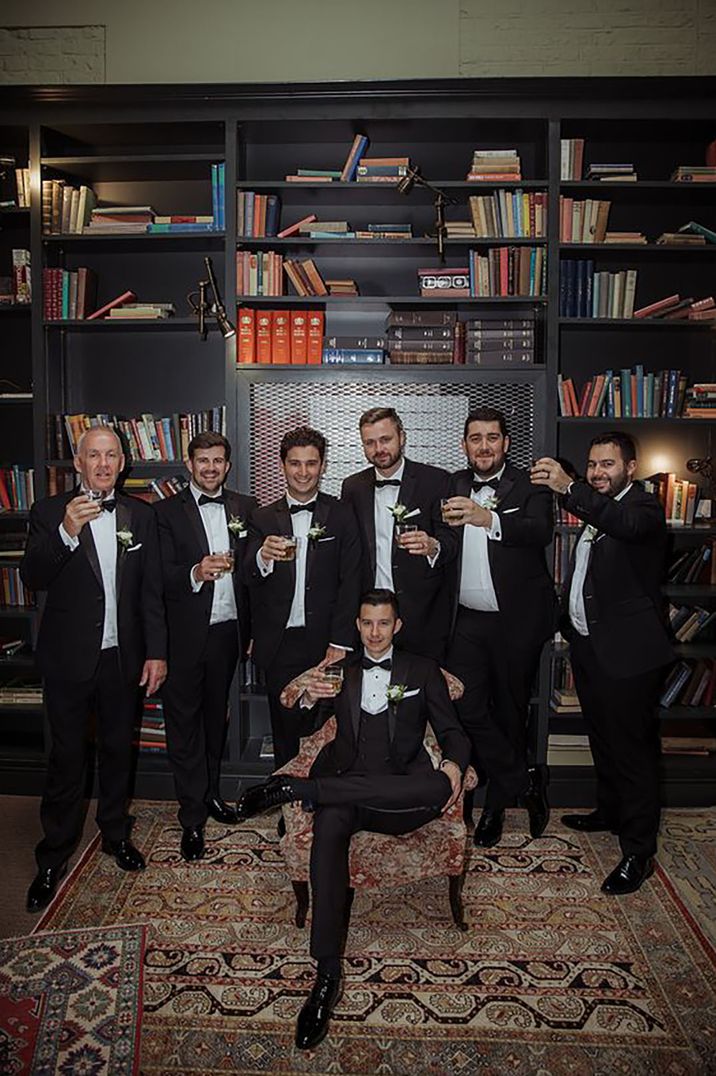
[271,310,291,364]
[664,473,677,520]
[237,307,255,364]
[301,258,328,296]
[290,311,308,364]
[306,309,324,364]
[284,259,309,296]
[255,310,272,364]
[566,379,580,416]
[587,374,606,416]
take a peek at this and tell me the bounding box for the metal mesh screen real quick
[250,379,536,503]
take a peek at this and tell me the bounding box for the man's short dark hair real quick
[358,407,404,436]
[279,425,327,463]
[589,431,637,463]
[188,431,232,461]
[359,588,400,619]
[463,406,508,439]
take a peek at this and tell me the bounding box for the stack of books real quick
[325,279,359,296]
[237,308,324,364]
[356,157,411,183]
[0,467,34,511]
[633,293,716,321]
[107,303,175,320]
[678,221,716,244]
[467,149,521,181]
[559,197,610,243]
[465,312,536,366]
[0,680,42,705]
[585,163,637,181]
[357,223,413,240]
[10,250,30,303]
[134,699,167,754]
[469,247,545,297]
[445,221,476,239]
[322,334,385,365]
[284,172,338,183]
[547,734,593,766]
[147,215,215,234]
[557,366,687,419]
[470,191,547,237]
[386,310,459,365]
[560,138,585,181]
[85,206,154,233]
[236,250,284,296]
[602,231,647,244]
[299,220,350,239]
[671,165,716,183]
[684,384,716,417]
[656,232,707,246]
[237,192,281,237]
[551,654,580,712]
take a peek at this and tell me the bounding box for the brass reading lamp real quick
[188,256,236,340]
[396,166,459,261]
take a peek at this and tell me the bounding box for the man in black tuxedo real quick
[245,425,361,768]
[443,406,556,848]
[341,406,457,662]
[155,432,257,861]
[20,426,167,911]
[236,588,471,1050]
[532,432,673,895]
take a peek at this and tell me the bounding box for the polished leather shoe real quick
[101,838,146,872]
[26,863,67,913]
[295,972,342,1050]
[562,810,618,834]
[601,854,655,895]
[473,808,504,848]
[236,776,296,821]
[205,796,239,825]
[522,764,550,839]
[180,826,205,861]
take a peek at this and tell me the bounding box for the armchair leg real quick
[449,873,468,931]
[292,881,309,928]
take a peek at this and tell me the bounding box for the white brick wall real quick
[0,25,104,84]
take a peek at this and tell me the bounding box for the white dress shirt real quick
[569,482,632,636]
[361,645,393,714]
[458,466,504,612]
[189,483,237,625]
[256,494,313,628]
[373,460,405,590]
[59,488,118,648]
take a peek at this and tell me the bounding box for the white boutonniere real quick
[227,515,247,537]
[482,494,499,511]
[583,524,599,542]
[386,683,407,705]
[307,523,327,541]
[387,503,420,523]
[117,529,135,551]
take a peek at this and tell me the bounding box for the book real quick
[85,290,137,320]
[339,134,369,182]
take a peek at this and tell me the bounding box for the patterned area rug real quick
[36,805,716,1075]
[0,923,145,1075]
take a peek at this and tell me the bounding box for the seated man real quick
[236,588,471,1051]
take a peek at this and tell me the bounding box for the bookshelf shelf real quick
[558,317,714,328]
[556,416,716,423]
[237,294,548,305]
[664,584,716,601]
[236,362,545,373]
[561,181,716,191]
[0,607,37,620]
[559,243,716,255]
[673,643,716,660]
[0,305,31,314]
[237,237,548,248]
[0,398,32,405]
[44,318,201,330]
[0,207,29,216]
[42,232,225,244]
[237,180,549,191]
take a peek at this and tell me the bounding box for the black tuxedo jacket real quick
[448,462,557,647]
[560,480,673,677]
[154,486,257,664]
[341,459,458,651]
[245,491,362,669]
[309,650,471,777]
[20,491,166,683]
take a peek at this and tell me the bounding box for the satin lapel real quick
[496,465,516,505]
[454,469,472,588]
[346,664,362,741]
[79,520,103,590]
[399,461,418,517]
[182,488,210,558]
[275,497,296,592]
[306,493,331,587]
[387,649,409,744]
[115,498,132,596]
[357,474,377,576]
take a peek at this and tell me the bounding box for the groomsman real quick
[21,426,166,911]
[532,433,672,894]
[341,406,457,661]
[444,406,556,847]
[246,425,361,767]
[155,432,257,861]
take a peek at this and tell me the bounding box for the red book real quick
[255,310,272,364]
[86,290,137,320]
[632,293,680,319]
[290,311,308,364]
[271,310,291,364]
[277,214,317,239]
[306,309,324,364]
[236,308,255,364]
[578,379,593,415]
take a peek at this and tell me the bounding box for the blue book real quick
[266,194,280,237]
[322,348,384,364]
[211,164,218,227]
[620,368,632,417]
[645,371,655,416]
[147,223,216,232]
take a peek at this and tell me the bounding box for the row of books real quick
[559,262,637,319]
[467,191,547,238]
[643,473,702,526]
[559,198,610,244]
[634,294,716,323]
[2,250,31,304]
[236,250,284,296]
[237,192,281,237]
[0,568,34,608]
[684,384,716,419]
[0,157,30,207]
[237,307,324,364]
[51,407,226,460]
[0,468,34,513]
[469,246,546,297]
[284,135,371,183]
[42,180,97,234]
[134,700,167,753]
[662,660,716,709]
[669,604,716,643]
[42,267,97,320]
[668,542,716,585]
[284,257,357,297]
[557,367,687,418]
[121,475,188,503]
[275,215,415,240]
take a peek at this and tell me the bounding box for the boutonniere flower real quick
[583,524,599,542]
[386,683,407,705]
[482,494,499,511]
[117,529,135,551]
[387,503,420,523]
[307,523,327,541]
[227,515,247,537]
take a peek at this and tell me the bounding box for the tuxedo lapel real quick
[181,488,210,558]
[399,461,419,517]
[345,664,362,741]
[387,649,409,744]
[496,465,517,504]
[357,473,377,576]
[306,493,331,587]
[79,522,103,590]
[274,497,296,592]
[115,497,132,596]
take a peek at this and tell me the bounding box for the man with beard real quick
[532,432,672,894]
[341,407,457,661]
[442,406,555,848]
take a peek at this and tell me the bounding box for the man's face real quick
[586,443,636,497]
[74,429,124,493]
[356,602,402,658]
[462,420,509,477]
[282,445,323,501]
[187,446,231,494]
[360,418,405,474]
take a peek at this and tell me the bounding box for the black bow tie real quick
[289,501,316,514]
[472,478,499,493]
[101,499,116,513]
[375,478,401,489]
[198,493,225,506]
[362,657,392,671]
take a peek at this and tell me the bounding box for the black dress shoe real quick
[295,972,342,1050]
[601,854,655,895]
[180,826,205,861]
[561,810,618,834]
[522,764,550,840]
[473,808,504,848]
[101,838,146,872]
[277,814,286,838]
[236,776,297,821]
[26,864,67,913]
[205,796,239,825]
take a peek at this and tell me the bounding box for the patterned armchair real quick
[275,668,477,932]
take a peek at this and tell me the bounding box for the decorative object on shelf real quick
[189,255,235,340]
[687,457,715,520]
[396,166,458,260]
